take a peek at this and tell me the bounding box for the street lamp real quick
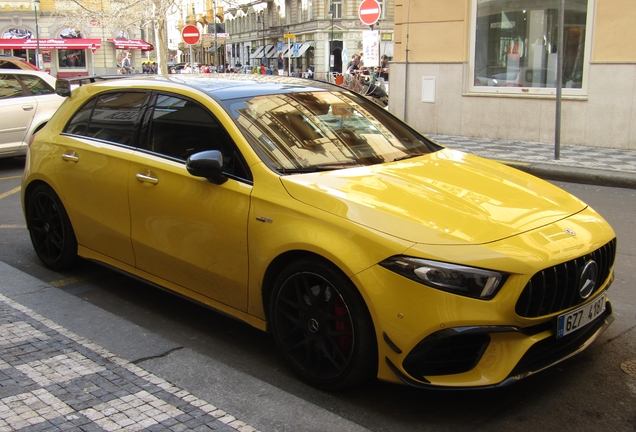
[33,0,41,69]
[328,3,333,74]
[257,13,266,67]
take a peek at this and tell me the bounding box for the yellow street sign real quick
[284,33,296,38]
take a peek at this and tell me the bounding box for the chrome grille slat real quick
[515,239,617,318]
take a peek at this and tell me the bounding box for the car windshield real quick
[222,91,441,173]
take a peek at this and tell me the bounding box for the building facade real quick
[168,0,395,79]
[1,0,154,77]
[390,0,636,150]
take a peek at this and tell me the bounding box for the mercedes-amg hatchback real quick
[22,74,616,390]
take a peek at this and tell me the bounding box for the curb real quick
[502,161,636,190]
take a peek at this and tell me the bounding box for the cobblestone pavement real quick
[0,294,259,432]
[429,135,636,173]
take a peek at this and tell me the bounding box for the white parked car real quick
[0,69,65,159]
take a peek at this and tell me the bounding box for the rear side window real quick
[17,74,55,95]
[0,74,23,99]
[0,60,20,69]
[64,91,149,146]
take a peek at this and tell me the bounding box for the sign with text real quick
[362,30,379,67]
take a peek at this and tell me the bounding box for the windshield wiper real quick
[393,153,425,161]
[280,162,362,174]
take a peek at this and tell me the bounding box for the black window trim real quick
[61,89,152,150]
[138,90,253,184]
[59,87,253,184]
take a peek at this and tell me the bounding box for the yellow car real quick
[21,74,616,390]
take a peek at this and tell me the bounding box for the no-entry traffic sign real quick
[181,25,201,45]
[358,0,381,26]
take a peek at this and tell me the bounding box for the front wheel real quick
[25,184,79,270]
[270,258,377,390]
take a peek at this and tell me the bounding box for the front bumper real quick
[383,301,613,389]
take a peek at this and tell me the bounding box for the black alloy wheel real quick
[270,258,377,390]
[26,184,78,270]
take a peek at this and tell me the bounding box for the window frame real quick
[139,91,253,183]
[467,0,595,96]
[62,90,151,149]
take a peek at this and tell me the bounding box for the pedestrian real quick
[122,52,132,74]
[379,55,389,79]
[277,52,284,75]
[260,64,266,74]
[181,63,192,74]
[151,62,158,74]
[346,55,361,74]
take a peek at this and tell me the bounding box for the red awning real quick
[107,38,154,51]
[0,38,102,50]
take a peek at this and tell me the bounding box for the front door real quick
[128,93,252,311]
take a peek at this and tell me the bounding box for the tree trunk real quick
[154,18,170,74]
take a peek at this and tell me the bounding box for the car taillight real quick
[28,132,38,149]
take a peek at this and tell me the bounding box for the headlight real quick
[379,256,508,300]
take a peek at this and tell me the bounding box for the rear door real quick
[0,73,35,156]
[51,91,151,266]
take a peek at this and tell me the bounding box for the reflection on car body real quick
[22,74,616,390]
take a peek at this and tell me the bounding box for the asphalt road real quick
[1,156,635,432]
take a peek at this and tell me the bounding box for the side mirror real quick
[186,150,228,184]
[55,79,72,97]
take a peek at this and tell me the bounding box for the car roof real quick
[0,55,40,70]
[71,74,342,101]
[0,68,56,82]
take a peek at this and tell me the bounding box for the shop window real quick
[58,50,87,68]
[471,0,589,93]
[58,27,87,70]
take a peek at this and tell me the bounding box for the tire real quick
[270,258,377,390]
[26,184,79,270]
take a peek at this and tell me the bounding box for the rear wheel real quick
[26,184,78,270]
[270,258,377,390]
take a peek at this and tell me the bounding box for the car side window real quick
[0,61,20,69]
[17,75,55,96]
[64,92,149,146]
[146,94,251,180]
[0,74,24,99]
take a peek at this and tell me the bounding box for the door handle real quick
[61,151,79,163]
[136,170,159,185]
[22,105,34,111]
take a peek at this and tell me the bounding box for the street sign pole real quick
[284,33,295,76]
[181,24,201,67]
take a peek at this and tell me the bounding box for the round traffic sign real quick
[181,25,201,45]
[358,0,381,26]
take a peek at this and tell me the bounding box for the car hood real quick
[280,149,587,245]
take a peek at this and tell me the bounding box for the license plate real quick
[557,293,606,338]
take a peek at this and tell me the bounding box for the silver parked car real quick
[0,69,65,159]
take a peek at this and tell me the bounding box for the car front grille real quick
[515,238,616,318]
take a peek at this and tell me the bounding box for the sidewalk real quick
[429,134,636,189]
[0,291,256,431]
[0,261,369,432]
